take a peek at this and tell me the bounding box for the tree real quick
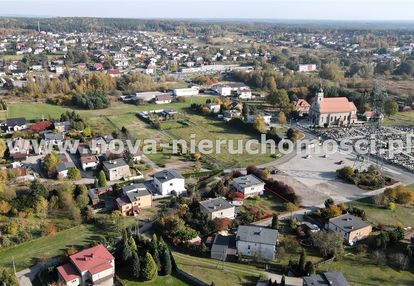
[43,152,60,174]
[121,239,132,263]
[129,236,138,252]
[253,116,267,134]
[0,139,7,159]
[311,231,344,258]
[383,98,398,117]
[141,252,158,281]
[277,112,287,124]
[68,167,81,180]
[0,200,11,214]
[280,275,286,286]
[0,268,18,286]
[271,213,279,230]
[319,63,344,81]
[160,248,172,275]
[304,261,315,275]
[34,197,48,218]
[131,252,141,279]
[98,170,107,187]
[298,249,306,274]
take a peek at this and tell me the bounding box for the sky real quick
[1,0,414,21]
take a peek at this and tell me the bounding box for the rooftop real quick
[102,158,128,170]
[69,244,114,273]
[303,272,349,286]
[199,197,234,213]
[232,174,264,188]
[236,225,278,246]
[329,213,370,233]
[153,169,183,183]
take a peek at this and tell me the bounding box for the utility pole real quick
[12,256,16,274]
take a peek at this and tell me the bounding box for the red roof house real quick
[57,244,115,286]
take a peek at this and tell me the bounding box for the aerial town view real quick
[0,0,414,286]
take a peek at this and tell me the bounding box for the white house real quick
[236,225,278,260]
[232,174,265,198]
[208,103,221,113]
[237,87,252,99]
[173,87,199,97]
[153,169,186,196]
[215,86,232,96]
[199,197,235,220]
[80,155,99,171]
[298,64,317,73]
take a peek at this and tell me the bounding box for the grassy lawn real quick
[319,252,414,286]
[350,197,414,228]
[383,111,414,126]
[172,251,263,286]
[166,113,278,168]
[122,275,189,286]
[0,224,101,271]
[243,192,286,215]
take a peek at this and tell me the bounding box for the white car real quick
[305,155,312,159]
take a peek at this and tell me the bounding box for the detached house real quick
[327,213,372,245]
[236,225,278,260]
[232,174,265,198]
[154,94,173,104]
[295,99,311,116]
[200,197,235,220]
[153,169,186,196]
[303,272,349,286]
[57,244,115,286]
[116,183,152,216]
[102,158,131,181]
[2,118,27,133]
[81,155,99,171]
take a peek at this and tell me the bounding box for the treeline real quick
[115,231,174,282]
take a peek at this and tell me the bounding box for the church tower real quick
[316,88,324,103]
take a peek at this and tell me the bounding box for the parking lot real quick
[270,145,414,208]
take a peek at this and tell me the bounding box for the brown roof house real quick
[309,89,357,127]
[295,99,311,116]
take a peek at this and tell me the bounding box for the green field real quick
[383,111,414,126]
[5,99,278,167]
[319,252,414,286]
[165,113,277,168]
[120,274,188,286]
[350,197,414,227]
[172,251,263,286]
[0,225,101,271]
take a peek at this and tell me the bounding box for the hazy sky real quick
[1,0,414,21]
